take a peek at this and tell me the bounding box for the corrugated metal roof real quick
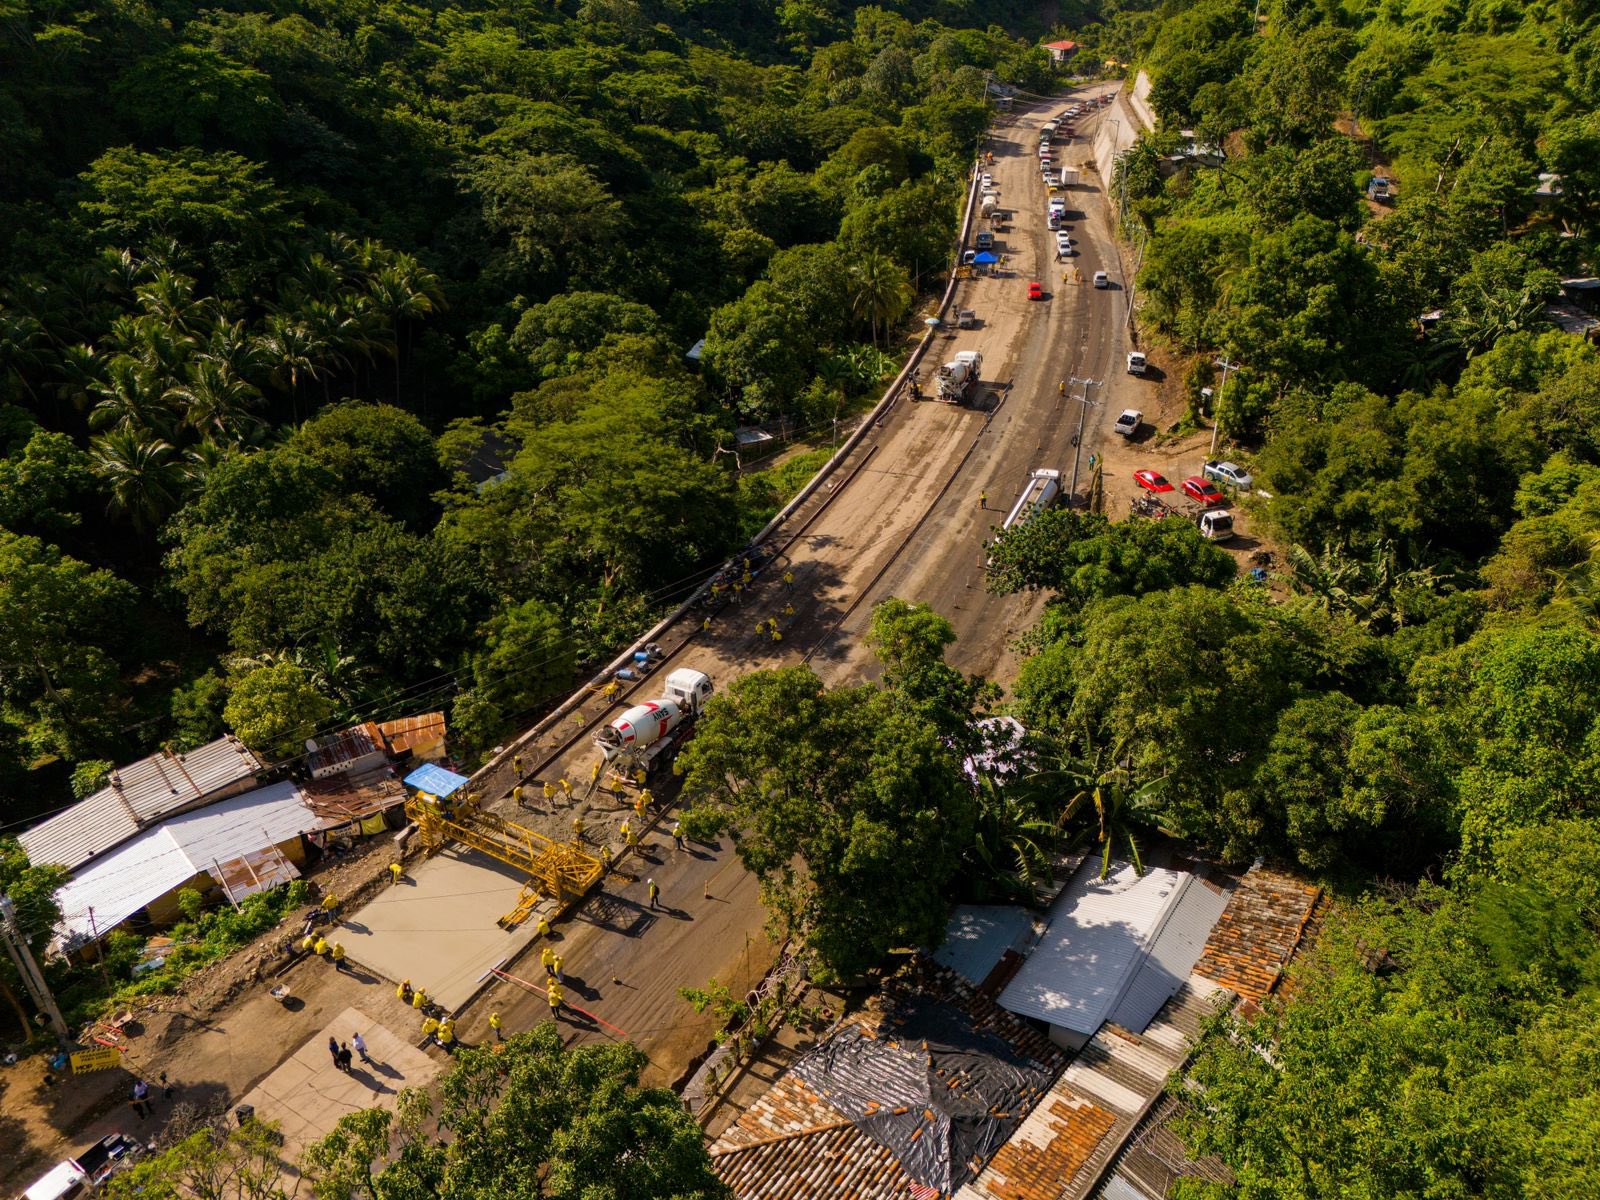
[997,860,1187,1035]
[307,723,386,778]
[52,780,316,947]
[19,736,263,872]
[934,906,1036,985]
[1108,878,1232,1033]
[377,712,446,756]
[404,763,470,796]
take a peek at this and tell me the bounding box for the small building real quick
[48,780,323,953]
[19,735,263,874]
[997,853,1233,1050]
[377,712,448,763]
[306,722,387,780]
[1043,39,1079,66]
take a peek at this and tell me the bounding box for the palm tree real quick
[256,315,324,419]
[89,356,174,436]
[367,253,445,403]
[90,427,183,532]
[1020,742,1163,880]
[848,252,914,349]
[1283,541,1441,630]
[968,773,1059,898]
[165,360,264,445]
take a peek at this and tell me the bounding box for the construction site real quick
[3,80,1285,1200]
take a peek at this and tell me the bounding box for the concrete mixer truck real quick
[593,668,715,775]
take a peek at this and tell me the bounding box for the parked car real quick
[1202,460,1254,490]
[957,309,977,329]
[1055,232,1073,258]
[975,230,994,251]
[1093,270,1110,288]
[1113,408,1141,437]
[1028,281,1044,301]
[1134,469,1174,493]
[1126,350,1148,375]
[1181,475,1226,506]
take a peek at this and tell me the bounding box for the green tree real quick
[222,661,334,758]
[0,532,134,761]
[289,401,442,528]
[677,666,973,980]
[985,510,1236,601]
[468,599,575,730]
[99,1116,295,1200]
[847,250,913,349]
[303,1027,729,1200]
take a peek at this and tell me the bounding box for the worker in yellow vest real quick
[421,1015,439,1042]
[541,945,556,974]
[412,987,428,1010]
[546,981,564,1016]
[489,1012,503,1041]
[396,978,412,1003]
[389,862,403,886]
[437,1018,455,1050]
[331,942,347,971]
[313,936,329,959]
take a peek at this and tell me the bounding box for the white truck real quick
[1058,166,1079,187]
[1126,350,1148,376]
[936,350,983,403]
[1113,408,1141,437]
[980,193,999,219]
[594,668,714,773]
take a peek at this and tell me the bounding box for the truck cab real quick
[664,668,714,713]
[1126,351,1148,376]
[975,230,994,251]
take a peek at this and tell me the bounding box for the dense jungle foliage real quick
[0,0,1066,827]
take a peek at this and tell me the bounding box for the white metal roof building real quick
[18,735,263,873]
[997,856,1231,1046]
[934,905,1037,986]
[50,780,319,949]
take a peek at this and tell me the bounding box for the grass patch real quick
[735,447,836,543]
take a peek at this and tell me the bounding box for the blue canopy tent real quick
[973,251,999,265]
[404,763,471,797]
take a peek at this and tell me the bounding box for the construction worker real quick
[489,1012,503,1042]
[741,569,752,586]
[572,815,585,843]
[634,767,646,786]
[389,862,403,886]
[300,934,317,953]
[647,879,660,909]
[396,979,412,1003]
[313,936,329,959]
[601,844,614,867]
[754,618,764,638]
[783,603,794,618]
[511,784,524,807]
[633,791,649,819]
[546,981,564,1016]
[710,581,723,599]
[513,754,523,778]
[543,780,555,806]
[437,1018,455,1050]
[771,625,782,642]
[624,823,638,848]
[603,679,620,703]
[412,987,428,1010]
[978,490,987,509]
[331,942,347,971]
[672,821,685,851]
[1059,378,1067,396]
[552,954,564,983]
[783,570,794,589]
[542,945,556,975]
[421,1015,440,1043]
[702,616,711,633]
[559,777,572,801]
[619,817,631,842]
[536,915,552,937]
[732,581,743,601]
[320,893,339,919]
[590,760,602,784]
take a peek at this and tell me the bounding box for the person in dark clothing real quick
[337,1043,353,1073]
[328,1036,342,1070]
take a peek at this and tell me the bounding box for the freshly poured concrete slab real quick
[339,847,538,1011]
[238,1006,437,1165]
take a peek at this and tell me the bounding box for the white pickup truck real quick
[1202,460,1253,490]
[1126,351,1148,376]
[1113,408,1141,437]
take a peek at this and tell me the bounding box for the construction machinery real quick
[594,668,714,777]
[406,791,605,929]
[936,350,983,404]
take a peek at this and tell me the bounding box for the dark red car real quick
[1181,475,1226,506]
[1134,469,1174,493]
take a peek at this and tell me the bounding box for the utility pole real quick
[1066,376,1101,502]
[1,895,68,1041]
[1208,356,1240,464]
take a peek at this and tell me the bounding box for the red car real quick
[1181,475,1226,506]
[1028,281,1044,301]
[1134,469,1174,493]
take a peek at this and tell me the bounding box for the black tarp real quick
[792,995,1056,1194]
